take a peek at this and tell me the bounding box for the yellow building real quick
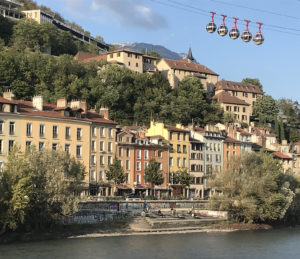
[0,92,117,196]
[146,121,190,174]
[156,49,218,89]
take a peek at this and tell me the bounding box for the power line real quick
[207,0,300,21]
[150,0,300,37]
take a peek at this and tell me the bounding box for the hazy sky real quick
[36,0,300,101]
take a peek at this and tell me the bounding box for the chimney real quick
[70,100,87,113]
[32,96,43,111]
[57,98,67,108]
[3,90,14,100]
[100,106,109,119]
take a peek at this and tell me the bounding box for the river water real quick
[1,228,300,259]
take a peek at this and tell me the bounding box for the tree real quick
[174,168,193,197]
[105,158,126,187]
[242,78,263,92]
[280,119,285,143]
[224,111,236,124]
[145,158,164,195]
[253,95,279,125]
[0,16,15,45]
[0,147,85,234]
[208,152,297,223]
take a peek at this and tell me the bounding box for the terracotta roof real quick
[193,127,205,132]
[224,137,240,143]
[237,129,252,135]
[163,58,218,76]
[0,97,117,125]
[215,80,263,94]
[294,141,300,145]
[273,151,292,160]
[81,54,107,63]
[148,135,164,139]
[74,51,99,61]
[165,125,189,133]
[213,91,250,106]
[0,97,18,104]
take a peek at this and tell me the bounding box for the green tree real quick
[106,158,126,188]
[224,111,236,124]
[280,119,285,143]
[0,16,15,45]
[174,168,193,197]
[0,147,85,234]
[242,78,263,92]
[208,152,297,223]
[145,158,164,195]
[253,95,279,125]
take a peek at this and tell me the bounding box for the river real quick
[1,228,300,259]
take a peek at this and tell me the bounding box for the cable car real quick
[218,14,228,36]
[206,12,216,33]
[229,17,240,39]
[241,20,252,42]
[253,22,264,45]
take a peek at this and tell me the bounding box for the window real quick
[169,132,173,140]
[177,158,181,167]
[77,128,82,140]
[108,156,112,165]
[100,127,105,137]
[100,141,104,151]
[65,126,70,139]
[177,144,181,153]
[128,53,132,57]
[137,149,141,159]
[100,155,104,166]
[52,143,57,151]
[0,139,2,154]
[177,133,180,141]
[99,171,104,181]
[243,107,246,113]
[218,144,221,151]
[252,93,256,98]
[119,136,122,142]
[8,140,14,152]
[92,126,96,137]
[65,144,70,153]
[126,173,129,184]
[183,145,187,153]
[136,174,141,184]
[39,124,45,138]
[227,150,229,158]
[108,128,112,138]
[52,125,58,138]
[206,154,210,162]
[128,61,131,66]
[126,137,130,143]
[136,63,138,67]
[144,161,148,169]
[90,170,96,181]
[119,147,122,157]
[183,158,186,168]
[144,150,149,159]
[108,142,112,152]
[92,141,96,152]
[39,142,44,151]
[137,161,141,171]
[233,143,236,149]
[126,148,130,157]
[76,145,82,158]
[117,52,120,57]
[169,157,173,166]
[26,123,32,137]
[158,150,162,158]
[126,160,130,170]
[0,120,3,134]
[9,122,15,135]
[91,155,96,165]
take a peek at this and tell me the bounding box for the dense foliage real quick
[208,152,300,224]
[144,158,164,187]
[0,147,85,234]
[105,158,126,185]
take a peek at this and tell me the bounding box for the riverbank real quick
[0,218,272,244]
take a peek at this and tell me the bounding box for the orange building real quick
[223,137,241,169]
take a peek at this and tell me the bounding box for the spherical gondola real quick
[217,15,228,36]
[206,12,217,33]
[229,17,240,39]
[241,20,252,42]
[253,22,264,45]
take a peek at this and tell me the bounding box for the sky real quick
[35,0,300,101]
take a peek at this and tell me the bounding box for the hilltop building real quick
[0,0,24,20]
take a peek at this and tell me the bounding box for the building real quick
[213,91,251,124]
[223,136,240,169]
[146,121,190,196]
[76,49,158,74]
[189,138,205,198]
[156,50,219,89]
[0,0,24,20]
[117,128,169,198]
[0,91,117,196]
[22,9,109,52]
[214,80,263,114]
